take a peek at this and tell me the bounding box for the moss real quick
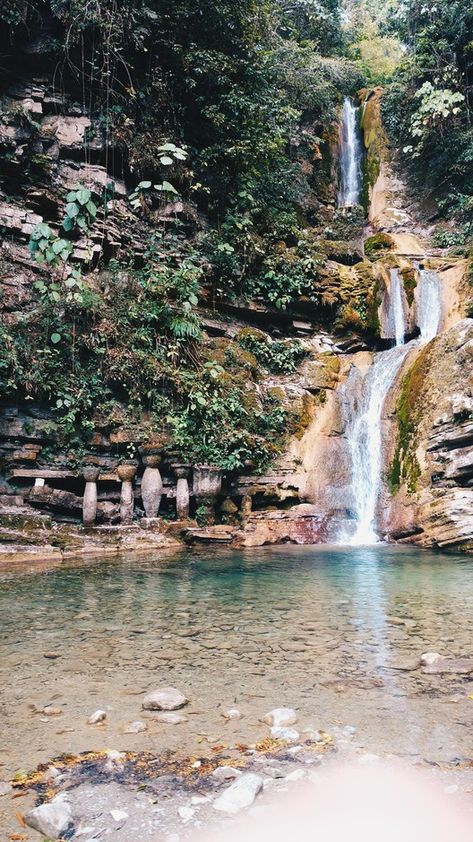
[401,266,417,306]
[364,233,395,258]
[387,345,432,494]
[291,393,316,440]
[234,327,268,343]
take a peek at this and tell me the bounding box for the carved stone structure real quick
[141,454,163,519]
[82,466,100,526]
[193,465,223,525]
[172,464,191,520]
[117,464,137,525]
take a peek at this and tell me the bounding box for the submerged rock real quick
[25,797,72,838]
[213,772,263,814]
[142,686,188,711]
[124,720,148,734]
[155,712,188,724]
[87,709,107,724]
[263,707,298,727]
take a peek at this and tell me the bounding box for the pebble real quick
[142,687,188,711]
[212,766,242,782]
[87,709,107,725]
[178,805,195,822]
[263,707,298,727]
[25,797,72,838]
[270,726,300,742]
[155,712,188,724]
[43,705,63,716]
[43,766,61,782]
[222,708,242,720]
[43,652,61,659]
[124,719,148,733]
[0,781,12,796]
[213,772,263,814]
[110,808,128,822]
[285,768,306,782]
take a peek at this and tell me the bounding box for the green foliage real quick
[383,0,473,227]
[237,330,308,373]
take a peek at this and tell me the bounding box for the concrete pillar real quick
[172,464,191,519]
[82,466,100,526]
[141,454,163,518]
[117,464,137,525]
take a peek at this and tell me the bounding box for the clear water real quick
[338,97,363,207]
[1,546,473,778]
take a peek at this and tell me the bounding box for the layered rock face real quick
[387,320,473,550]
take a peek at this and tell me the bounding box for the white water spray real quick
[338,97,363,207]
[339,265,443,545]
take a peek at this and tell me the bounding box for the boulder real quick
[142,687,188,711]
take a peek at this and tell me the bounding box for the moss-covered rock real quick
[400,266,417,306]
[364,232,395,258]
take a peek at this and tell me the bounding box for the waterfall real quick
[388,269,405,347]
[338,265,442,545]
[338,97,363,207]
[417,264,442,341]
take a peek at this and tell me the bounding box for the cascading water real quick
[338,97,363,207]
[417,264,442,341]
[338,265,443,545]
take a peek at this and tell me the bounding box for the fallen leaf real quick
[15,811,26,827]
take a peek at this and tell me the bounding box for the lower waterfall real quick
[338,265,442,545]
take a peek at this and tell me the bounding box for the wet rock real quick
[222,708,242,720]
[422,658,473,675]
[142,687,188,711]
[212,766,242,783]
[155,712,188,724]
[87,709,107,724]
[420,652,443,666]
[124,720,147,734]
[213,772,263,814]
[25,796,72,838]
[263,707,298,727]
[270,726,300,741]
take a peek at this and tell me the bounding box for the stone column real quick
[172,464,191,520]
[193,465,223,525]
[241,495,252,519]
[117,464,137,525]
[141,454,163,519]
[82,466,100,526]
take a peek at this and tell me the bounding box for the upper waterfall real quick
[338,97,363,207]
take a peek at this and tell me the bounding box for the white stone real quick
[87,709,107,724]
[213,773,263,814]
[178,806,195,822]
[110,809,128,822]
[124,720,148,734]
[222,708,242,720]
[284,768,306,782]
[155,712,188,724]
[43,766,61,782]
[191,795,211,805]
[0,781,12,796]
[270,726,300,742]
[263,707,298,727]
[212,766,242,782]
[25,798,72,838]
[142,687,188,711]
[420,652,443,666]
